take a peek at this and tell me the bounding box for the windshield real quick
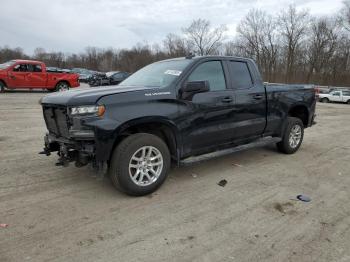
[119,59,192,88]
[0,60,16,69]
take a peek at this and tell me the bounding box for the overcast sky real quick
[0,0,344,54]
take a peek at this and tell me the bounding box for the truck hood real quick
[41,85,149,106]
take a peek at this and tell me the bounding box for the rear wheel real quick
[347,100,350,104]
[55,82,69,92]
[277,117,304,154]
[321,98,329,103]
[109,133,171,196]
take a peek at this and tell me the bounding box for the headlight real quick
[70,105,105,116]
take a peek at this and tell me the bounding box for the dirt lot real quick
[0,90,349,262]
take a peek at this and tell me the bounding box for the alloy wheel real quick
[128,146,163,187]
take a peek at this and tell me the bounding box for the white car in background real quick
[319,90,350,104]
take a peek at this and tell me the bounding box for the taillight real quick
[314,86,319,98]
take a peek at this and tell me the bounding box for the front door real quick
[179,60,236,156]
[330,91,342,102]
[8,63,29,88]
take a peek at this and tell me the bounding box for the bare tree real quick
[305,18,338,83]
[278,5,310,82]
[1,6,350,86]
[340,0,350,32]
[236,9,279,81]
[163,33,189,57]
[182,19,227,55]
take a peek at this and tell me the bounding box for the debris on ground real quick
[217,179,227,187]
[232,163,243,167]
[273,202,295,215]
[191,173,198,178]
[296,195,311,202]
[0,223,9,228]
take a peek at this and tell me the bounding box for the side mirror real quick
[181,81,209,100]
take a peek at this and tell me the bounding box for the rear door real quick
[226,60,267,141]
[26,63,47,88]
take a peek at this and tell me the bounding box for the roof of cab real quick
[12,59,43,64]
[159,55,253,63]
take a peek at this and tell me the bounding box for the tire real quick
[0,81,5,93]
[109,133,171,196]
[321,98,329,103]
[347,100,350,104]
[55,81,70,92]
[277,117,304,154]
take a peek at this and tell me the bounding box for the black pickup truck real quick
[40,56,316,196]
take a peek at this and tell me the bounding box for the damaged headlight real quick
[70,105,105,116]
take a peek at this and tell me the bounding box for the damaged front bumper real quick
[40,133,96,168]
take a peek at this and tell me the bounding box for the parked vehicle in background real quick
[89,71,130,87]
[89,72,110,87]
[315,86,329,99]
[106,71,130,85]
[319,90,350,104]
[40,56,316,196]
[71,68,93,83]
[47,67,72,73]
[0,60,80,92]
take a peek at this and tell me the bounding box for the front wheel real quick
[321,98,329,103]
[277,117,304,154]
[109,133,171,196]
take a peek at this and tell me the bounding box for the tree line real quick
[1,2,350,86]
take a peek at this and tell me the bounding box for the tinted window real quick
[187,61,226,91]
[112,73,123,79]
[13,64,28,72]
[33,64,42,72]
[229,61,253,89]
[332,91,340,96]
[27,64,42,72]
[342,91,350,96]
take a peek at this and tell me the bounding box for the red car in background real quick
[0,60,80,92]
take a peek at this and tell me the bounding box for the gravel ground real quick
[0,89,349,262]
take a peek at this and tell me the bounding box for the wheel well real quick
[56,80,70,87]
[113,122,178,161]
[0,79,7,87]
[288,106,309,127]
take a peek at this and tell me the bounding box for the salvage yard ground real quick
[0,89,350,262]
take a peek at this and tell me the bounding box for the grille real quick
[43,105,70,137]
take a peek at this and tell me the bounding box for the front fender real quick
[83,116,182,162]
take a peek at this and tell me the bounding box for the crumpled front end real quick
[40,104,97,168]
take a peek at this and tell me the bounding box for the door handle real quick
[221,96,233,103]
[253,94,263,100]
[10,75,15,79]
